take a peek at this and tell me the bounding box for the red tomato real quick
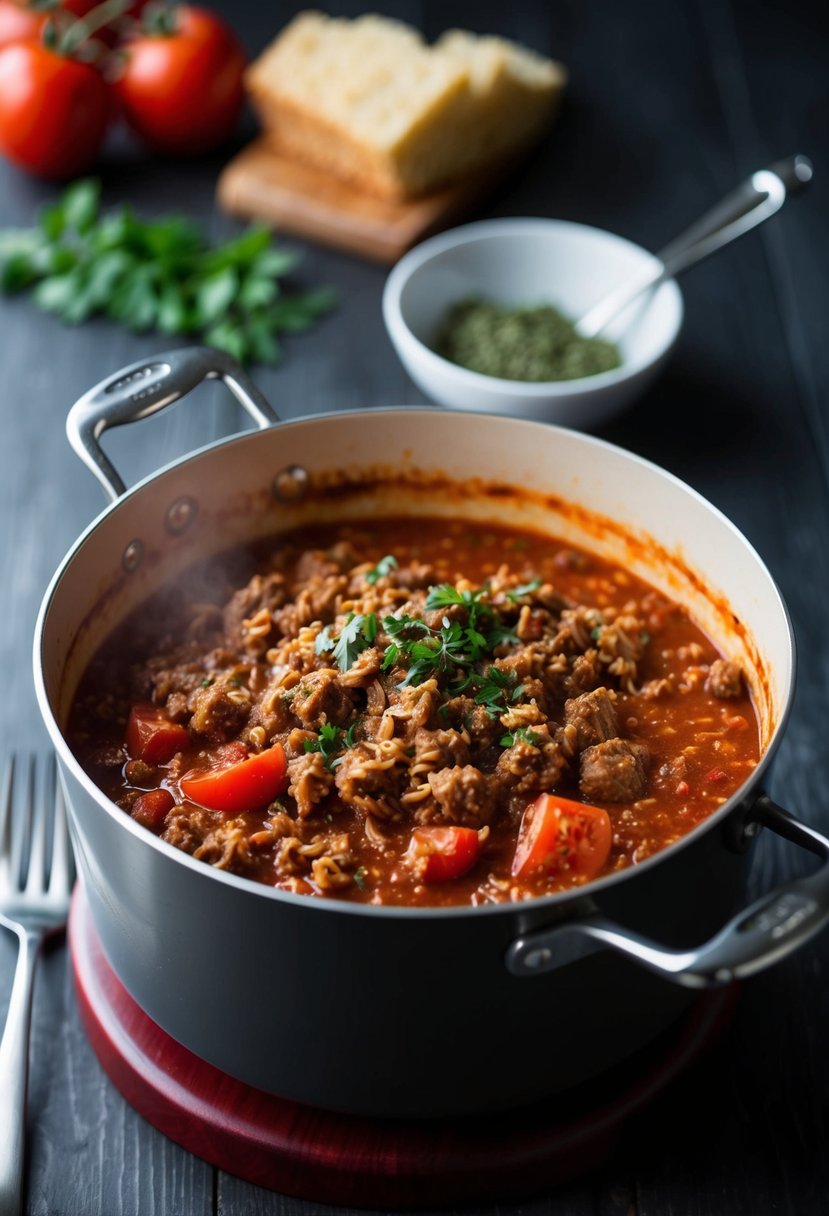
[0,40,111,178]
[0,1,44,48]
[127,704,190,765]
[63,0,147,14]
[114,5,245,155]
[179,744,288,813]
[512,794,612,883]
[406,826,482,884]
[132,788,175,832]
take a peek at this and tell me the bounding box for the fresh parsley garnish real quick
[505,578,542,602]
[0,179,336,367]
[319,613,378,673]
[500,727,543,748]
[365,554,398,584]
[303,720,360,770]
[425,583,492,633]
[457,666,523,718]
[315,626,335,655]
[380,582,521,697]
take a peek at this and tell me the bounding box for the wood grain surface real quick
[217,139,511,263]
[0,0,827,1213]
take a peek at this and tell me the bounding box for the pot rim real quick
[33,406,797,922]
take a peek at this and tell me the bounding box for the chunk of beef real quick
[440,696,503,751]
[495,734,568,798]
[148,657,206,703]
[564,687,619,752]
[291,669,355,728]
[287,751,335,817]
[273,578,346,638]
[427,765,495,827]
[248,682,296,738]
[334,742,403,818]
[580,738,649,802]
[705,659,743,699]
[564,649,601,696]
[222,572,287,648]
[188,680,251,742]
[412,727,470,771]
[294,546,352,585]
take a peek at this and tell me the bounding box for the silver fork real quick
[0,753,75,1216]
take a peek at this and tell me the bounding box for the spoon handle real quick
[577,154,813,339]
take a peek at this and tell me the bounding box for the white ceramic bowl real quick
[382,218,684,428]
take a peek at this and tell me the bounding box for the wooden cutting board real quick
[217,138,509,264]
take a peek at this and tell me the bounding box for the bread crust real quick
[246,12,567,200]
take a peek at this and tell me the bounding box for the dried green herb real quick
[435,297,620,383]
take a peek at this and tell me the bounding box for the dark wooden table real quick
[1,0,827,1212]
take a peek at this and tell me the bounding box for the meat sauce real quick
[67,518,761,906]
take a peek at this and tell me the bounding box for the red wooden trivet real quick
[68,886,736,1209]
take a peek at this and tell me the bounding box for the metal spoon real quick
[576,154,813,339]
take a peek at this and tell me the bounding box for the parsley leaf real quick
[331,613,377,672]
[500,726,544,748]
[303,718,361,770]
[505,578,542,602]
[303,723,346,770]
[315,626,335,655]
[0,179,336,367]
[365,554,398,584]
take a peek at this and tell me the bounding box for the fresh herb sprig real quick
[316,613,377,673]
[500,726,543,748]
[505,578,542,602]
[0,179,336,366]
[303,721,359,770]
[424,583,517,651]
[379,580,522,712]
[365,554,398,585]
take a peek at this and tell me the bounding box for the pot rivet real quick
[122,539,143,573]
[524,947,552,971]
[273,465,309,502]
[165,496,198,536]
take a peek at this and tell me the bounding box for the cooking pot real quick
[34,348,829,1118]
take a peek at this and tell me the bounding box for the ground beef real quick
[412,726,470,771]
[287,751,335,817]
[188,680,251,742]
[335,743,402,818]
[495,734,568,798]
[579,738,649,802]
[291,669,355,728]
[222,572,287,648]
[564,649,601,696]
[427,765,495,827]
[705,659,743,699]
[564,687,619,751]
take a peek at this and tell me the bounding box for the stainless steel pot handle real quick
[506,796,829,989]
[66,346,279,502]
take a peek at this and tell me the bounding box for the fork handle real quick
[0,925,39,1216]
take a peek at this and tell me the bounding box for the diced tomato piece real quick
[512,793,612,882]
[179,743,288,813]
[131,788,174,832]
[406,826,482,884]
[704,769,727,784]
[126,703,190,765]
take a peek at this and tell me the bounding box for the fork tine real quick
[8,755,32,893]
[48,760,75,899]
[0,753,14,888]
[24,754,47,897]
